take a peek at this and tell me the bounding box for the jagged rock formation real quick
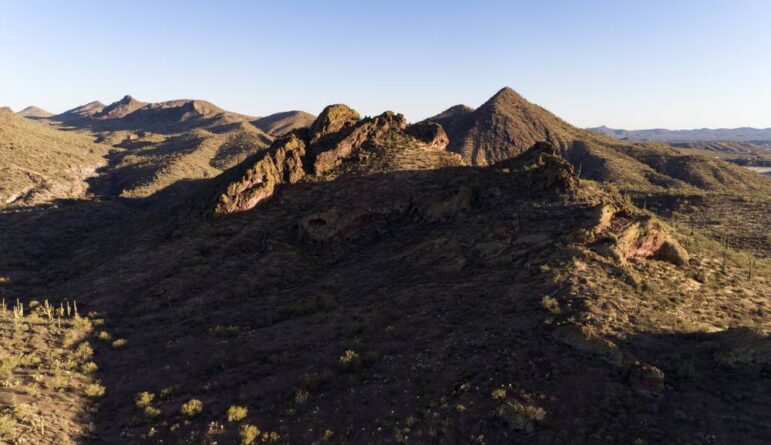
[308,104,361,143]
[215,131,307,214]
[215,106,459,215]
[310,111,407,175]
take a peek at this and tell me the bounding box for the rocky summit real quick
[0,88,769,445]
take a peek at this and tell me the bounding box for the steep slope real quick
[0,108,109,206]
[427,88,771,193]
[17,105,54,119]
[253,110,315,136]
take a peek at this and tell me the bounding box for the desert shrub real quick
[540,295,561,314]
[491,388,507,400]
[85,382,106,399]
[227,405,248,422]
[294,390,309,404]
[111,338,127,349]
[75,342,94,360]
[181,399,203,417]
[338,350,360,366]
[0,414,15,439]
[135,391,155,409]
[144,406,161,419]
[81,361,98,374]
[97,331,111,341]
[239,423,260,445]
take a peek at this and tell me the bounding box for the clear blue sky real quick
[1,0,770,129]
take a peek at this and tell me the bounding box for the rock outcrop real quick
[215,132,307,214]
[575,203,690,266]
[309,111,407,175]
[495,141,580,193]
[309,104,360,143]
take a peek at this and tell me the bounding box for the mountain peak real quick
[486,86,528,107]
[17,106,54,119]
[97,95,147,119]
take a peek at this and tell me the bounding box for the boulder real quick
[627,362,666,396]
[405,122,449,149]
[616,219,690,266]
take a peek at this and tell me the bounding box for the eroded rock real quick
[310,111,407,175]
[215,132,306,215]
[405,122,449,149]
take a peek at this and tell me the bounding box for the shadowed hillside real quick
[0,92,769,445]
[0,102,768,444]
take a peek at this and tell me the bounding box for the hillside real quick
[427,88,771,194]
[16,106,53,119]
[0,103,768,444]
[0,108,109,207]
[0,96,768,445]
[253,111,315,136]
[94,123,272,198]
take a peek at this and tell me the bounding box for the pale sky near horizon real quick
[1,0,770,130]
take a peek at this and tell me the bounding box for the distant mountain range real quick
[20,95,314,137]
[590,125,771,143]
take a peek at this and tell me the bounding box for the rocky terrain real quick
[0,88,768,445]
